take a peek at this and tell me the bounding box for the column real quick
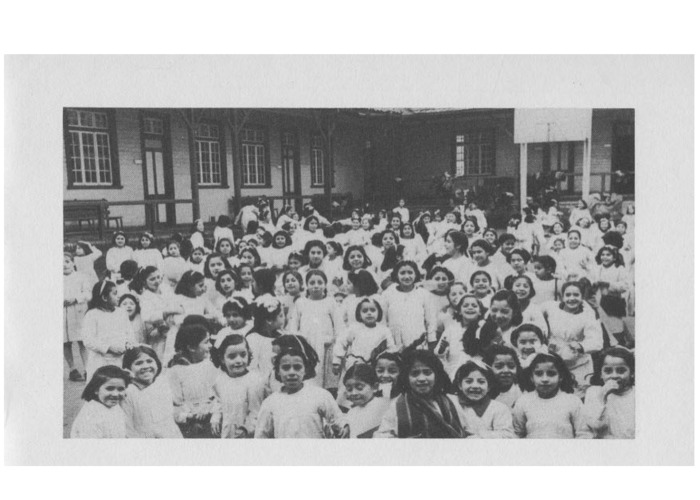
[519,142,528,210]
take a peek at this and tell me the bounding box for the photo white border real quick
[4,55,694,466]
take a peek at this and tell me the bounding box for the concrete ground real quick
[63,343,87,438]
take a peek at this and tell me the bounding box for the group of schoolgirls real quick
[66,198,634,439]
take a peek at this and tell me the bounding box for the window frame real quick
[239,125,271,188]
[64,108,122,189]
[310,134,325,188]
[453,128,496,177]
[193,120,229,189]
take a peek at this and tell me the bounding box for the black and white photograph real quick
[60,106,637,440]
[4,55,694,466]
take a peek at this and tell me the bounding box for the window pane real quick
[67,110,79,126]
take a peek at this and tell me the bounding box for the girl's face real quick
[552,223,563,235]
[459,297,482,322]
[599,218,611,231]
[448,285,467,308]
[225,310,246,330]
[308,219,319,232]
[284,274,302,295]
[601,355,633,393]
[471,246,488,265]
[192,280,207,297]
[422,215,431,225]
[434,213,443,223]
[196,220,204,232]
[390,217,401,230]
[278,354,305,393]
[512,278,532,301]
[401,225,413,238]
[359,301,379,326]
[129,352,158,387]
[444,236,456,256]
[189,335,210,363]
[445,213,456,224]
[344,377,376,408]
[562,286,583,312]
[191,249,204,264]
[140,236,151,249]
[223,343,249,377]
[463,221,476,234]
[531,361,561,398]
[96,378,127,408]
[168,244,180,258]
[600,249,614,267]
[239,267,253,285]
[75,246,86,257]
[579,218,591,229]
[348,250,365,270]
[308,247,324,267]
[306,275,326,298]
[509,254,526,273]
[490,300,514,329]
[408,361,436,397]
[219,274,236,295]
[375,359,400,385]
[553,239,565,252]
[106,287,119,308]
[577,200,585,209]
[351,218,360,230]
[114,235,126,247]
[484,231,496,245]
[516,331,542,358]
[241,251,255,267]
[63,255,74,275]
[275,235,287,248]
[397,265,417,289]
[501,239,515,255]
[382,233,396,250]
[616,223,627,235]
[459,369,490,402]
[120,297,137,318]
[361,219,371,230]
[491,354,517,390]
[144,271,160,293]
[472,275,491,295]
[533,261,549,280]
[270,310,285,331]
[325,243,336,257]
[432,271,450,293]
[567,232,581,249]
[218,240,232,256]
[288,257,302,271]
[208,257,225,277]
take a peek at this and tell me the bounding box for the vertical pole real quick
[231,111,242,214]
[184,110,201,221]
[582,138,591,200]
[519,143,528,210]
[326,128,334,220]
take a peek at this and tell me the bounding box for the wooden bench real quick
[64,200,110,238]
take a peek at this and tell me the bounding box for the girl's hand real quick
[109,345,125,355]
[332,363,341,376]
[234,428,249,439]
[210,419,221,437]
[436,336,449,355]
[336,424,350,439]
[602,379,620,400]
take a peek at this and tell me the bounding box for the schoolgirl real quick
[558,229,594,281]
[64,252,91,381]
[483,344,523,408]
[293,215,323,251]
[435,294,488,379]
[189,219,207,254]
[513,353,591,438]
[541,281,604,396]
[374,350,465,438]
[121,345,182,438]
[506,274,548,334]
[488,289,524,349]
[337,268,380,334]
[423,266,454,322]
[209,334,266,438]
[167,323,218,438]
[211,269,241,324]
[376,229,405,287]
[245,295,285,378]
[106,231,135,274]
[213,215,235,248]
[481,227,498,249]
[568,199,593,229]
[502,248,532,289]
[343,364,391,438]
[590,245,631,346]
[212,296,253,350]
[70,365,130,438]
[235,263,256,302]
[461,216,481,247]
[279,270,303,324]
[255,342,348,438]
[452,360,515,438]
[530,255,561,305]
[81,280,135,379]
[134,232,164,272]
[399,222,427,266]
[510,323,549,368]
[163,240,188,289]
[469,239,504,290]
[186,246,206,275]
[583,346,635,438]
[267,230,293,271]
[215,237,237,268]
[441,230,475,286]
[469,270,495,309]
[119,293,147,346]
[72,240,102,287]
[203,253,233,303]
[381,260,437,351]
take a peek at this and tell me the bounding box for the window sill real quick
[198,184,230,189]
[67,185,124,190]
[241,184,272,189]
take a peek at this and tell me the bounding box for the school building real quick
[63,108,634,234]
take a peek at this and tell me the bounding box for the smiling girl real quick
[121,345,182,438]
[71,365,131,438]
[106,231,135,274]
[343,363,391,438]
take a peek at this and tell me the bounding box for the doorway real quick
[141,114,175,226]
[281,131,301,213]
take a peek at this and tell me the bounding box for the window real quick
[311,135,325,187]
[241,127,267,186]
[454,130,495,176]
[65,109,120,188]
[195,122,227,186]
